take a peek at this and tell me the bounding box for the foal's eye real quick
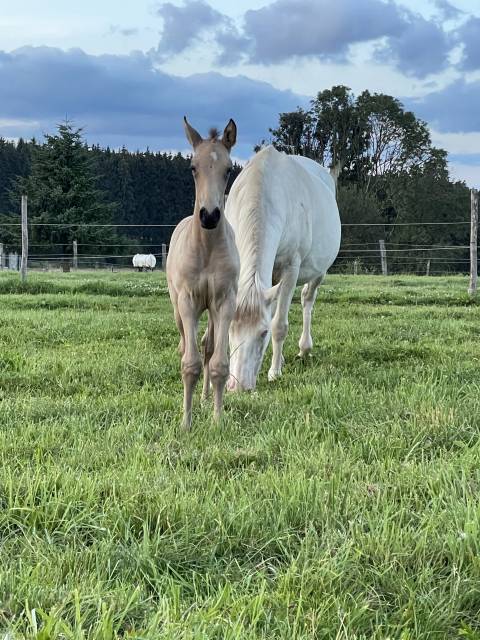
[260,330,268,339]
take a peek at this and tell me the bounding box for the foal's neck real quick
[191,210,228,253]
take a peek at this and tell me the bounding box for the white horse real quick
[226,145,341,391]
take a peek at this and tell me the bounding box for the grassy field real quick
[0,270,480,639]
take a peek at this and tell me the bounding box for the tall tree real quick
[14,122,118,255]
[266,86,471,273]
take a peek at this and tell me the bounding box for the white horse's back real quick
[289,154,336,196]
[226,145,341,391]
[226,146,341,285]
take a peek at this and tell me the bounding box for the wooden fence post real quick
[379,239,388,276]
[469,188,478,297]
[353,259,359,276]
[73,239,78,270]
[426,259,431,277]
[0,242,3,270]
[161,244,167,271]
[21,195,28,283]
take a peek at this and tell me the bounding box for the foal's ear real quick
[222,119,237,151]
[184,116,203,149]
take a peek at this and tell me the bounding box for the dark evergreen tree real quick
[11,122,120,258]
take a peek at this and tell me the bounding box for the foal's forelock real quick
[208,127,220,141]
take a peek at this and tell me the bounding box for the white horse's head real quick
[228,281,280,391]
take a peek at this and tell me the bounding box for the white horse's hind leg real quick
[298,276,324,358]
[268,265,299,382]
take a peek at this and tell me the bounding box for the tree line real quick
[0,87,471,272]
[265,86,470,273]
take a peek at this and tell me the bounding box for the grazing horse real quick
[166,117,239,428]
[226,145,341,391]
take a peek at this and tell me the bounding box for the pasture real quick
[0,270,480,639]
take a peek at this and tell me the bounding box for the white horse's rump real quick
[226,145,341,391]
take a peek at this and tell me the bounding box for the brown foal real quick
[166,117,240,428]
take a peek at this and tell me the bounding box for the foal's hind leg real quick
[201,315,214,401]
[298,276,324,358]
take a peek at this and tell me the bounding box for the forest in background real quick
[0,86,472,273]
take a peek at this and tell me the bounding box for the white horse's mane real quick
[230,146,336,321]
[232,147,274,320]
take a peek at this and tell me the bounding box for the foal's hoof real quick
[180,416,192,431]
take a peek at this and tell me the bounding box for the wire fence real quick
[0,219,477,276]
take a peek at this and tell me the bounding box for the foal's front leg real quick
[201,316,214,401]
[177,294,202,429]
[268,265,299,382]
[174,308,185,356]
[210,298,235,422]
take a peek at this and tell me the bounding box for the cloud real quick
[434,0,463,21]
[448,159,480,187]
[231,0,453,77]
[214,27,250,66]
[0,46,304,157]
[109,25,140,37]
[376,12,451,77]
[410,79,480,133]
[153,0,229,59]
[217,0,407,65]
[160,0,451,79]
[431,131,480,156]
[456,16,480,71]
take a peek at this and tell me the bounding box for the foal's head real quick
[184,117,237,230]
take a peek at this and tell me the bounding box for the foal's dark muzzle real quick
[199,207,221,229]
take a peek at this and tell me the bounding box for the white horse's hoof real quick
[268,368,282,382]
[297,351,313,359]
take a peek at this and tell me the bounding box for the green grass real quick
[0,270,480,639]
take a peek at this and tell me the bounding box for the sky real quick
[1,0,480,185]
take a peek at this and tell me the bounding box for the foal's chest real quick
[194,268,235,302]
